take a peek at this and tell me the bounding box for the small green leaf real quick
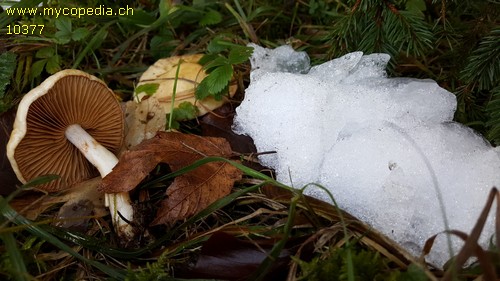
[35,47,54,59]
[207,39,229,54]
[30,59,47,79]
[228,46,253,65]
[205,64,233,95]
[55,33,71,44]
[213,84,229,101]
[174,101,198,120]
[202,56,228,72]
[0,52,17,99]
[166,101,199,130]
[135,83,160,96]
[55,17,72,33]
[199,8,222,26]
[195,78,211,100]
[71,28,89,41]
[150,30,175,59]
[54,17,72,44]
[198,53,220,66]
[45,55,61,74]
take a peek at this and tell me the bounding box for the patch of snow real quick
[233,44,500,267]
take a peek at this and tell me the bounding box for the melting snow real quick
[233,44,500,267]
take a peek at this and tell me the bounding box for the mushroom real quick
[7,69,135,241]
[134,54,237,116]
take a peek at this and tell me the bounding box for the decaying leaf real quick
[100,132,242,225]
[53,177,107,231]
[180,231,290,280]
[200,103,257,154]
[123,96,166,151]
[9,177,106,221]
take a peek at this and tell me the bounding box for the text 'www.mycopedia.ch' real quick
[4,5,134,18]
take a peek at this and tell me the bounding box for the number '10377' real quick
[7,24,44,35]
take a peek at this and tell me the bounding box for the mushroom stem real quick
[65,124,135,240]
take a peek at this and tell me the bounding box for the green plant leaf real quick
[54,17,71,33]
[0,52,17,99]
[166,102,198,130]
[72,22,112,69]
[150,30,175,59]
[205,64,233,94]
[135,83,160,96]
[198,53,220,66]
[54,17,72,44]
[202,56,228,72]
[195,77,211,100]
[200,8,222,26]
[207,38,229,54]
[30,59,47,79]
[0,231,29,281]
[45,55,61,74]
[0,198,126,279]
[71,27,89,41]
[174,101,198,120]
[196,63,233,100]
[35,47,54,59]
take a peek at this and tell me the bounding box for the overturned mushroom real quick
[7,69,135,241]
[134,54,237,116]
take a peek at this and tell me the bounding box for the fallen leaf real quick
[99,132,242,225]
[200,103,257,154]
[180,231,290,280]
[53,177,107,232]
[9,177,105,221]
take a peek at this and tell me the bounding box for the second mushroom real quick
[7,69,135,241]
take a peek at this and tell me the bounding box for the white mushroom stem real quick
[65,124,134,240]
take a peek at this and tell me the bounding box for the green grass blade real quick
[2,175,59,204]
[250,189,299,280]
[168,58,183,130]
[72,21,113,69]
[142,156,287,190]
[0,230,29,281]
[0,197,126,279]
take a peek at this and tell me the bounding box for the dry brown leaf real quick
[99,132,242,225]
[53,177,107,231]
[9,177,105,221]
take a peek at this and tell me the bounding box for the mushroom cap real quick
[7,69,124,191]
[135,54,237,116]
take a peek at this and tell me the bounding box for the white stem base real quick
[65,124,135,241]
